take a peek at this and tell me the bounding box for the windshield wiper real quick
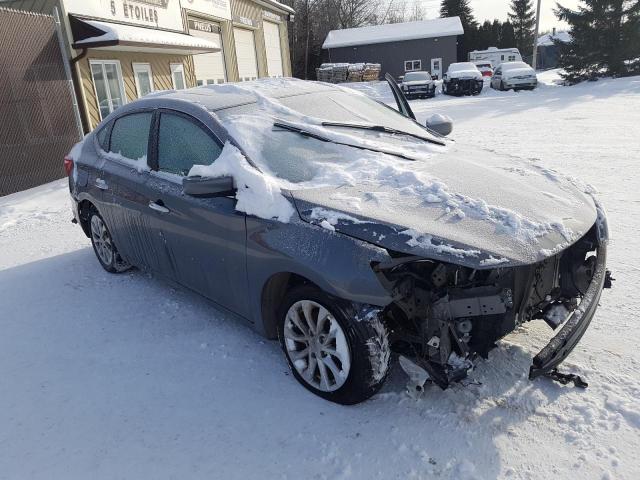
[321,121,446,147]
[273,121,418,161]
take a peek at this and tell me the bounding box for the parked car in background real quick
[474,62,494,77]
[491,62,538,91]
[400,71,436,99]
[442,62,484,96]
[469,47,522,69]
[66,76,611,405]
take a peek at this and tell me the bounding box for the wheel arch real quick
[77,199,97,238]
[260,271,322,339]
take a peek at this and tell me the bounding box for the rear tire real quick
[89,208,131,274]
[278,285,390,405]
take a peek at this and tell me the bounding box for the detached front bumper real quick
[529,241,609,379]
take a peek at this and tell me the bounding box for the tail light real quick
[63,156,74,177]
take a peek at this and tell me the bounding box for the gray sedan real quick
[66,77,611,404]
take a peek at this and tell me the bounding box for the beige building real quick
[3,0,294,131]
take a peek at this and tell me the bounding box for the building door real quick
[263,21,283,77]
[189,19,226,85]
[431,58,442,80]
[233,27,258,81]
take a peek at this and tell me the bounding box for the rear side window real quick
[157,113,222,176]
[96,123,110,151]
[110,112,152,160]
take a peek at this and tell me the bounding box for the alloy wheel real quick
[90,215,114,266]
[283,300,351,392]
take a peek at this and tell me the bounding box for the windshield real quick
[216,89,445,184]
[403,72,431,81]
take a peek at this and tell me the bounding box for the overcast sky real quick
[420,0,580,32]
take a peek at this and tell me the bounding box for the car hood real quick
[503,68,536,78]
[448,70,482,80]
[289,142,597,268]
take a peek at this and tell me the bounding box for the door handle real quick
[148,200,170,214]
[95,178,108,190]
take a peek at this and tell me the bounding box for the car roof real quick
[134,78,340,112]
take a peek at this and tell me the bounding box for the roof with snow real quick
[537,31,572,46]
[322,17,464,49]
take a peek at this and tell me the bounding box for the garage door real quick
[233,27,258,81]
[263,21,283,77]
[189,20,226,85]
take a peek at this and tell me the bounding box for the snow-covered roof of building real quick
[72,19,220,55]
[262,0,295,14]
[322,17,464,49]
[538,30,572,46]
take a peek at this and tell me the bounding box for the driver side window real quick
[157,113,223,176]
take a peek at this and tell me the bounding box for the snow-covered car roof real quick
[146,78,339,112]
[500,62,534,71]
[322,17,464,49]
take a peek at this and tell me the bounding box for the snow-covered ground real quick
[1,72,639,480]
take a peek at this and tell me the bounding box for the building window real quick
[404,60,421,72]
[132,63,154,98]
[508,55,516,61]
[89,60,126,120]
[171,63,186,90]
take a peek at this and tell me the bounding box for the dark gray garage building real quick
[322,17,463,81]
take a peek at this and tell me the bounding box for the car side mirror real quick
[426,114,453,137]
[183,175,236,197]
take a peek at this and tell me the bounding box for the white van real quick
[468,47,522,69]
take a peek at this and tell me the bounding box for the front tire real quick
[278,285,390,405]
[89,208,131,273]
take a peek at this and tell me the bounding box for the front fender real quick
[245,215,393,336]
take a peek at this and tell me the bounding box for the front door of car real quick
[145,110,249,317]
[98,110,168,273]
[385,72,416,120]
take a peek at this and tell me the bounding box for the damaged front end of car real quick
[371,218,612,391]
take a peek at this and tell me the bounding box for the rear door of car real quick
[98,110,168,272]
[145,109,249,317]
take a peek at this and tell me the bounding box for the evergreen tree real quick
[440,0,478,59]
[556,0,640,83]
[499,21,517,49]
[440,0,477,27]
[508,0,536,60]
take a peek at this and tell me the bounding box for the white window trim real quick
[404,59,421,72]
[132,62,154,98]
[170,63,186,90]
[89,59,127,121]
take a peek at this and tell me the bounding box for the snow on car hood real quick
[290,142,597,268]
[448,70,482,80]
[183,78,595,267]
